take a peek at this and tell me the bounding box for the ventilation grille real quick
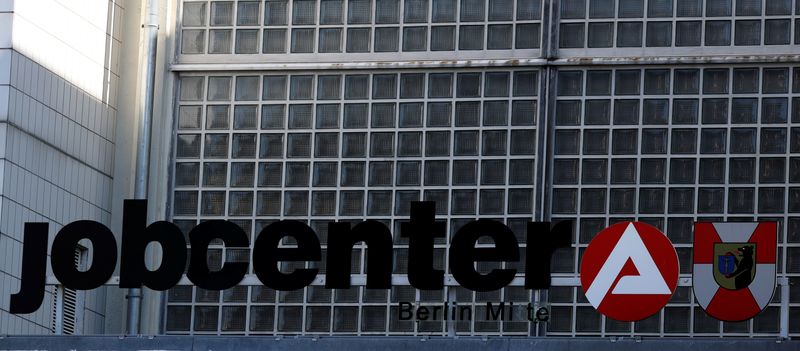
[52,246,84,335]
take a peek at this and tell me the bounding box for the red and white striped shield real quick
[692,222,777,322]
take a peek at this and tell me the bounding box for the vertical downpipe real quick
[127,0,160,336]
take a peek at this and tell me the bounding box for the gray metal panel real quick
[1,336,799,351]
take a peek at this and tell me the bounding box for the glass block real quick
[732,68,759,94]
[209,29,233,54]
[425,161,450,186]
[582,129,609,154]
[376,0,400,23]
[427,102,452,126]
[639,188,665,213]
[398,103,423,128]
[706,0,732,16]
[510,159,535,185]
[671,129,698,153]
[559,23,585,48]
[400,73,425,98]
[231,133,257,158]
[201,191,226,215]
[313,162,338,186]
[612,129,638,154]
[765,20,791,45]
[175,162,200,187]
[614,99,640,124]
[429,73,454,98]
[766,0,791,14]
[453,131,479,156]
[676,0,702,15]
[403,26,427,51]
[371,103,396,128]
[764,68,790,93]
[731,128,756,154]
[346,28,370,52]
[619,0,645,17]
[484,24,511,51]
[702,99,728,124]
[370,133,394,157]
[735,0,761,15]
[675,21,701,46]
[453,160,478,185]
[426,131,451,156]
[699,158,726,183]
[319,28,342,53]
[516,23,541,49]
[581,189,606,213]
[288,104,313,129]
[233,105,258,130]
[589,0,615,17]
[731,98,757,123]
[483,72,510,97]
[480,189,505,215]
[698,187,725,213]
[512,100,537,125]
[431,26,456,50]
[203,134,229,158]
[562,0,587,18]
[588,23,614,48]
[395,190,419,215]
[264,0,288,25]
[459,0,484,21]
[582,159,608,184]
[670,158,696,183]
[396,161,421,186]
[459,25,485,50]
[340,161,366,186]
[669,188,694,213]
[648,0,673,16]
[617,22,643,47]
[481,160,506,185]
[705,21,731,46]
[646,22,672,47]
[314,133,339,158]
[642,128,668,153]
[482,130,507,155]
[347,0,372,24]
[640,158,666,183]
[372,74,398,99]
[760,157,786,183]
[405,0,430,22]
[483,101,508,125]
[344,75,369,100]
[734,20,760,46]
[762,98,788,123]
[287,133,311,157]
[284,191,309,215]
[258,162,283,186]
[367,191,393,216]
[433,0,457,21]
[554,159,579,184]
[761,128,787,153]
[559,72,585,98]
[728,187,755,213]
[729,158,755,183]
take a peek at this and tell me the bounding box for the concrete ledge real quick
[0,335,797,351]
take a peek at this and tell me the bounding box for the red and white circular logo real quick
[580,221,679,321]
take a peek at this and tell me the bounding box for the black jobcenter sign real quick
[8,199,778,324]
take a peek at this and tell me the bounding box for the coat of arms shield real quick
[692,222,777,322]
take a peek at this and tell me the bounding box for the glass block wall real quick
[166,0,800,337]
[549,65,800,336]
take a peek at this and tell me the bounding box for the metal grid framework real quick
[179,0,542,57]
[166,0,800,338]
[168,68,542,335]
[549,65,800,337]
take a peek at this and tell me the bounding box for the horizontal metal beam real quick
[170,55,800,72]
[0,335,797,351]
[170,59,548,72]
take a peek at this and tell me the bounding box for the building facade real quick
[1,0,800,340]
[164,0,800,338]
[0,0,124,334]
